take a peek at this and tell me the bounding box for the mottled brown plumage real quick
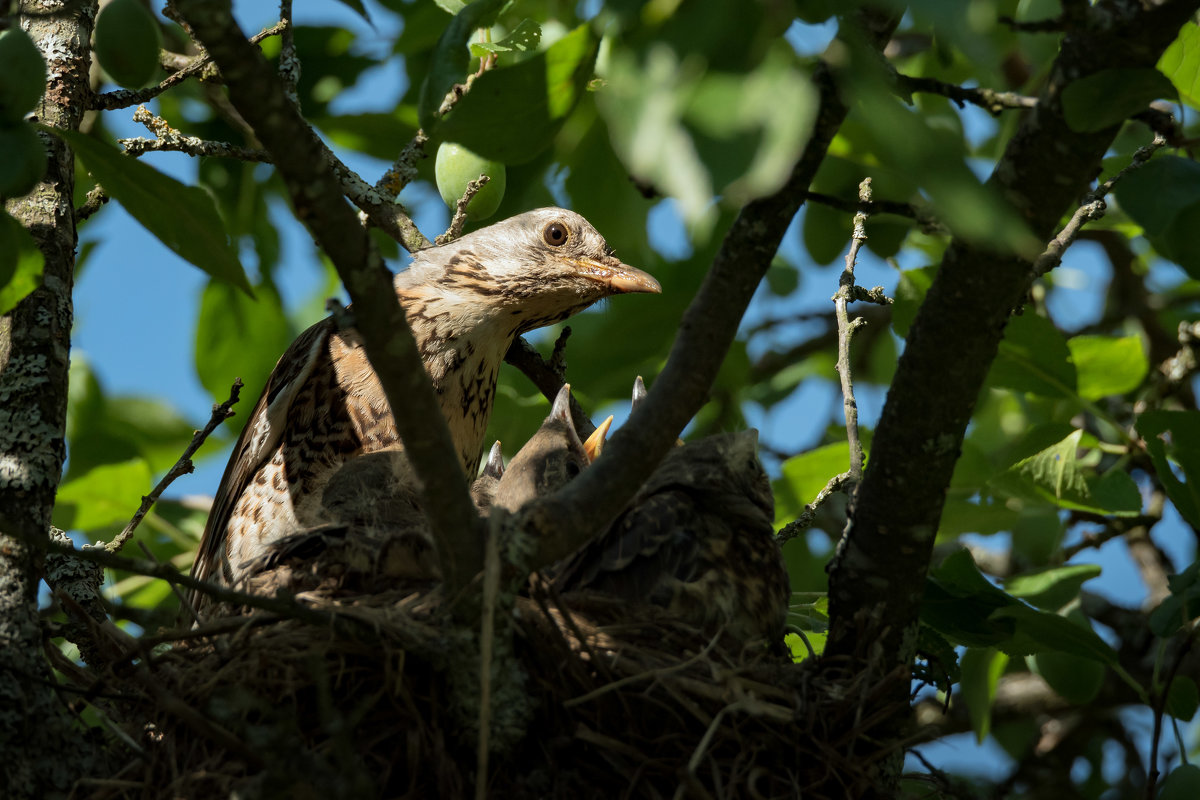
[189,208,659,611]
[554,430,790,644]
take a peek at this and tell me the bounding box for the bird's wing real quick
[553,489,704,601]
[190,318,335,588]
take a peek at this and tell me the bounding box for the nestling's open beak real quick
[584,415,613,462]
[573,257,661,294]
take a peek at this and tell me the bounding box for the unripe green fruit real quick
[435,142,506,222]
[0,28,48,123]
[0,123,47,198]
[94,0,163,89]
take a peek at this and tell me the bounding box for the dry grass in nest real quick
[75,588,905,800]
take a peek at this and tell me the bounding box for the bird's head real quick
[492,384,609,513]
[406,208,661,334]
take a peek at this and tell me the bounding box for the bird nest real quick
[80,586,904,799]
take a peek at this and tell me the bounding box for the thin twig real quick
[121,106,271,161]
[895,73,1037,116]
[833,178,874,489]
[502,335,596,438]
[74,185,109,223]
[103,378,243,553]
[437,175,491,245]
[41,534,367,635]
[1145,626,1198,799]
[1058,514,1159,561]
[1033,133,1167,277]
[775,471,852,546]
[89,21,288,111]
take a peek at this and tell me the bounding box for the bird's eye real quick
[565,459,582,478]
[543,222,569,247]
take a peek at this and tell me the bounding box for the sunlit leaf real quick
[194,280,295,418]
[989,429,1141,516]
[470,19,541,58]
[436,24,599,164]
[0,210,44,315]
[418,0,507,131]
[1159,22,1200,109]
[1004,564,1102,611]
[53,458,152,532]
[1068,335,1148,400]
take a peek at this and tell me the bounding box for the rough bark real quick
[824,0,1200,748]
[0,2,99,796]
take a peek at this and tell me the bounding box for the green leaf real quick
[1061,68,1177,133]
[313,108,419,161]
[51,128,250,296]
[774,442,851,523]
[1159,22,1200,109]
[436,24,599,164]
[1160,22,1200,110]
[65,357,204,479]
[1068,335,1148,400]
[470,19,540,58]
[417,0,507,131]
[194,280,295,409]
[1160,764,1200,800]
[0,210,44,315]
[892,266,936,338]
[1167,675,1199,721]
[1032,646,1105,704]
[990,604,1118,664]
[1114,155,1200,280]
[1148,561,1200,637]
[989,313,1076,397]
[599,41,816,236]
[1137,410,1200,529]
[1004,564,1102,611]
[990,429,1141,516]
[959,647,1008,743]
[53,458,152,532]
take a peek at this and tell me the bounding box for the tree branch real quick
[824,0,1200,683]
[174,0,481,601]
[512,8,902,574]
[89,20,288,111]
[102,379,242,553]
[1,3,99,795]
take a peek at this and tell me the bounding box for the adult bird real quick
[188,208,659,611]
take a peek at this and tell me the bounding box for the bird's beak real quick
[584,415,613,462]
[572,257,661,295]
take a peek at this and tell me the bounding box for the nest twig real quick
[62,585,906,799]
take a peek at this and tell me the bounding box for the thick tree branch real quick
[513,9,902,571]
[174,0,482,600]
[825,0,1199,682]
[1,3,98,796]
